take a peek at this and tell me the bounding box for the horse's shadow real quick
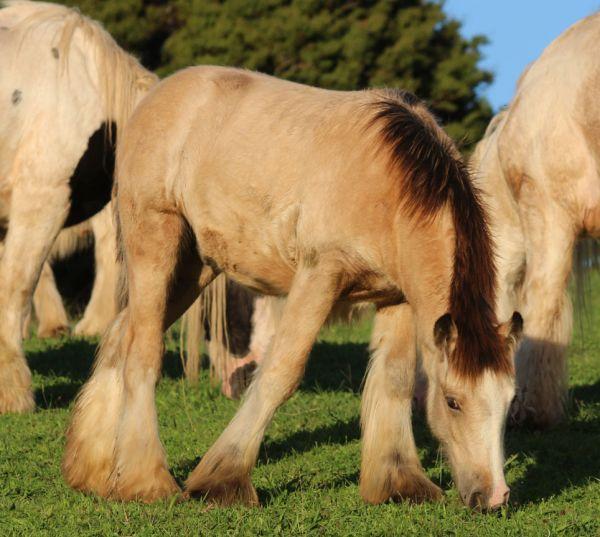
[27,336,600,508]
[28,335,190,409]
[28,338,96,409]
[506,379,600,507]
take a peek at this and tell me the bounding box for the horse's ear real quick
[434,313,456,357]
[498,311,523,352]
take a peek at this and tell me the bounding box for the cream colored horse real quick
[0,1,156,413]
[63,67,522,510]
[471,13,600,428]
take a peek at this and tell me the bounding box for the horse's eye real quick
[446,397,461,411]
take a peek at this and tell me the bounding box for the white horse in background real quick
[471,12,600,427]
[0,0,157,413]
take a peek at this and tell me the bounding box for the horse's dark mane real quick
[369,89,510,378]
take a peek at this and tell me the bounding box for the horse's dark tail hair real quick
[370,89,510,378]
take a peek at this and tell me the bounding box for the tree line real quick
[58,0,494,147]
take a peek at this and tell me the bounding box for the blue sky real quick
[444,0,600,110]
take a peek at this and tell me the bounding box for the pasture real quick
[1,274,599,536]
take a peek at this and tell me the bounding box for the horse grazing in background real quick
[63,66,522,510]
[470,12,600,428]
[0,0,157,413]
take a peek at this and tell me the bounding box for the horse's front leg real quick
[185,258,341,505]
[360,303,442,503]
[512,195,576,427]
[0,182,69,413]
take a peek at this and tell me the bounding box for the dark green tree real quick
[58,0,493,146]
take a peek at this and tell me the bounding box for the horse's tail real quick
[370,89,508,378]
[180,300,202,383]
[181,275,236,385]
[49,220,93,262]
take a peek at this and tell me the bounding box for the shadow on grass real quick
[507,379,600,507]
[28,338,96,409]
[301,341,369,393]
[27,337,190,408]
[25,335,600,508]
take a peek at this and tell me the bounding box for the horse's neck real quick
[392,210,453,343]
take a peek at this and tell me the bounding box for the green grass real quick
[1,277,599,536]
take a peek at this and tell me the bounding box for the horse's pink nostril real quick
[488,486,510,510]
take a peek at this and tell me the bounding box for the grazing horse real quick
[63,66,522,510]
[216,13,600,423]
[471,13,600,427]
[0,0,157,413]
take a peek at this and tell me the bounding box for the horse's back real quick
[121,66,389,217]
[496,12,600,232]
[119,66,402,294]
[0,2,105,167]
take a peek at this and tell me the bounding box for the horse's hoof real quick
[111,467,181,503]
[186,452,258,507]
[361,466,442,505]
[391,472,443,504]
[0,354,34,414]
[37,324,70,339]
[0,387,35,414]
[73,319,105,337]
[186,474,259,507]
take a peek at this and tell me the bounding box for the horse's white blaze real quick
[482,372,513,505]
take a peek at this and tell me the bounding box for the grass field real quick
[1,276,599,536]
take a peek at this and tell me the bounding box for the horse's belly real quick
[196,218,297,296]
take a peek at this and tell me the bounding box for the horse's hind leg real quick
[33,260,69,338]
[63,207,207,501]
[74,205,118,336]
[512,197,575,427]
[0,179,70,413]
[185,258,341,505]
[360,304,442,504]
